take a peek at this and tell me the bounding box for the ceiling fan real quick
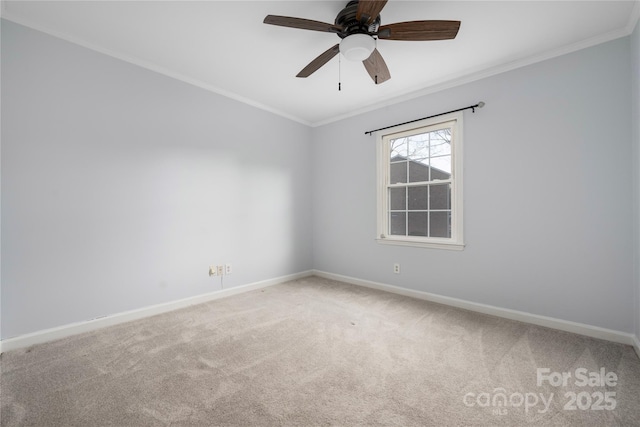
[263,0,460,85]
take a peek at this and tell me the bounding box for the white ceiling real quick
[2,1,639,126]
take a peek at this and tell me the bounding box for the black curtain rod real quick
[364,102,485,135]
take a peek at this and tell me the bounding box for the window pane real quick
[429,184,451,210]
[430,155,451,179]
[407,136,429,162]
[430,129,451,157]
[408,212,428,236]
[389,187,406,210]
[390,162,407,184]
[430,212,451,238]
[408,186,427,210]
[390,139,407,159]
[390,212,406,236]
[409,160,430,183]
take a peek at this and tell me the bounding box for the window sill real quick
[376,237,465,251]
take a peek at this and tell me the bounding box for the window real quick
[376,112,464,250]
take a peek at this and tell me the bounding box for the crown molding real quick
[312,22,635,127]
[2,0,638,129]
[0,13,312,127]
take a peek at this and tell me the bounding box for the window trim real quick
[376,111,464,250]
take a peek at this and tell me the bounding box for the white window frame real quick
[376,111,464,250]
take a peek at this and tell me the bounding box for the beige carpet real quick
[1,276,639,426]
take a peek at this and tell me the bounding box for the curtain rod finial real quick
[477,101,485,108]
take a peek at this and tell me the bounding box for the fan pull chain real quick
[374,38,378,85]
[338,53,342,91]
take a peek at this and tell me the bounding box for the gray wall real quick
[632,21,640,342]
[2,18,638,341]
[312,37,634,333]
[1,20,313,339]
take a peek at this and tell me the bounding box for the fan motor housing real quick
[335,0,380,38]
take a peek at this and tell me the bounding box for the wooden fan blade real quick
[378,20,461,41]
[356,0,388,25]
[297,44,340,78]
[264,15,342,33]
[363,49,390,84]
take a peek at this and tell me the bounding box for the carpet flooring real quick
[1,276,639,426]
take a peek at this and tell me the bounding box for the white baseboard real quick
[312,270,638,348]
[0,270,313,353]
[4,269,638,359]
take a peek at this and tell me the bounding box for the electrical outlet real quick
[217,265,224,276]
[225,263,232,275]
[209,265,216,276]
[393,263,400,274]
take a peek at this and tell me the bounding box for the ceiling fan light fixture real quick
[340,34,375,61]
